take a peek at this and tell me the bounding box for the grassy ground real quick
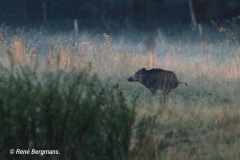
[0,24,240,159]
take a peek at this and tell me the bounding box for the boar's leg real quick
[162,90,171,100]
[163,94,166,100]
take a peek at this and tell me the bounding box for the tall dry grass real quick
[0,27,240,159]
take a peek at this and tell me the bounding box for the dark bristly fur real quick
[127,68,187,99]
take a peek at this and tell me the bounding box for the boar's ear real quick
[141,68,146,71]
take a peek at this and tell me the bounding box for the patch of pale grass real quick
[140,100,240,159]
[10,36,35,65]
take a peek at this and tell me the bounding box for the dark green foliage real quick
[0,61,162,160]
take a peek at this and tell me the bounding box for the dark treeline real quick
[0,0,240,29]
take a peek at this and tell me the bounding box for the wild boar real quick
[127,68,187,98]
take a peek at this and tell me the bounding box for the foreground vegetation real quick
[0,23,240,159]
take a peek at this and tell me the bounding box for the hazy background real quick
[1,0,240,32]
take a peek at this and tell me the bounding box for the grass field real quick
[0,24,240,159]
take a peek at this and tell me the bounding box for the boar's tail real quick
[179,82,188,86]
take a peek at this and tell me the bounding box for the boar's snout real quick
[127,77,134,82]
